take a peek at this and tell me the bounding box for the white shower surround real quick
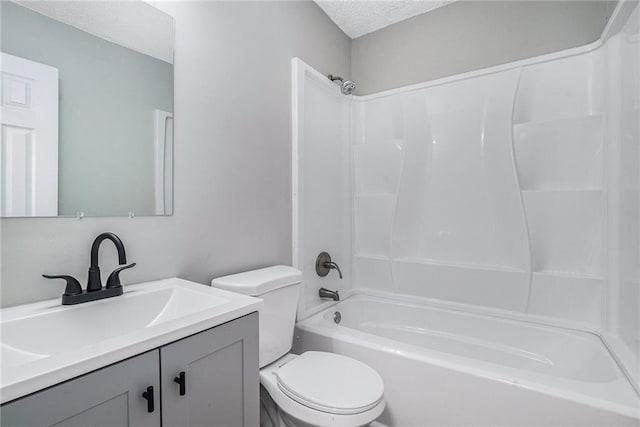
[292,0,640,411]
[352,44,606,322]
[347,2,640,387]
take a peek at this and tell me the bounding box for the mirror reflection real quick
[0,0,174,217]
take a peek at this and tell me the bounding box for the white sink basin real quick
[0,278,262,404]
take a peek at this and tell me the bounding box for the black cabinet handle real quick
[174,371,186,396]
[142,386,155,413]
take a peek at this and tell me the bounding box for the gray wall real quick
[352,1,614,94]
[1,2,173,216]
[0,1,350,307]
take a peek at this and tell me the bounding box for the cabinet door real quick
[0,350,160,427]
[160,312,259,427]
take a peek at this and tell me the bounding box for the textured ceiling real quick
[13,0,174,63]
[314,0,455,39]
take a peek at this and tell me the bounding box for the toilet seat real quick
[276,351,384,415]
[260,353,385,427]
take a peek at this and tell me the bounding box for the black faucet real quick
[43,232,136,305]
[88,232,127,292]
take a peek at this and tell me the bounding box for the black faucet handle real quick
[43,274,83,296]
[106,263,136,289]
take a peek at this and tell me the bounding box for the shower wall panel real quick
[605,3,640,379]
[352,48,609,328]
[293,60,352,318]
[616,14,640,362]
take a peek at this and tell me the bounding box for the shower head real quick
[340,80,357,95]
[328,74,357,95]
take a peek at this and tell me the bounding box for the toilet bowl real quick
[212,266,385,427]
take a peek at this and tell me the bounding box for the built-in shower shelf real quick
[352,256,606,280]
[532,270,604,281]
[513,113,604,192]
[521,189,603,193]
[392,257,527,274]
[356,137,404,147]
[354,192,396,198]
[512,112,604,128]
[354,253,390,261]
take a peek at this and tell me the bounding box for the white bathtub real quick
[293,293,640,426]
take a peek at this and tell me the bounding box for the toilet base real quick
[260,385,308,427]
[260,385,282,427]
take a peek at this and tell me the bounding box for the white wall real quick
[0,0,351,308]
[351,1,615,94]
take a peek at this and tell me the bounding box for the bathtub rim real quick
[295,290,640,420]
[299,287,640,393]
[299,287,604,340]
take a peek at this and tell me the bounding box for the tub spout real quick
[319,287,340,301]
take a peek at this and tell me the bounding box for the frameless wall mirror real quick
[0,0,174,217]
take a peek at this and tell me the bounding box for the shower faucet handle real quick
[323,261,342,279]
[316,252,343,279]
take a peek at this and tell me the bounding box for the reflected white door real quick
[1,52,58,216]
[154,109,173,215]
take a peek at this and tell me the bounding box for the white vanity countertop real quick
[0,278,262,404]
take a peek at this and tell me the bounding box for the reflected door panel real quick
[1,52,58,217]
[154,109,173,215]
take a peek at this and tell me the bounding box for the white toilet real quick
[212,265,385,427]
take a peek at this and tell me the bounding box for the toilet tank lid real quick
[211,265,302,296]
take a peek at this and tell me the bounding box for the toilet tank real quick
[211,266,302,368]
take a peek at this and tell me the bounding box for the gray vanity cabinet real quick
[1,312,259,427]
[160,312,259,427]
[0,350,161,427]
